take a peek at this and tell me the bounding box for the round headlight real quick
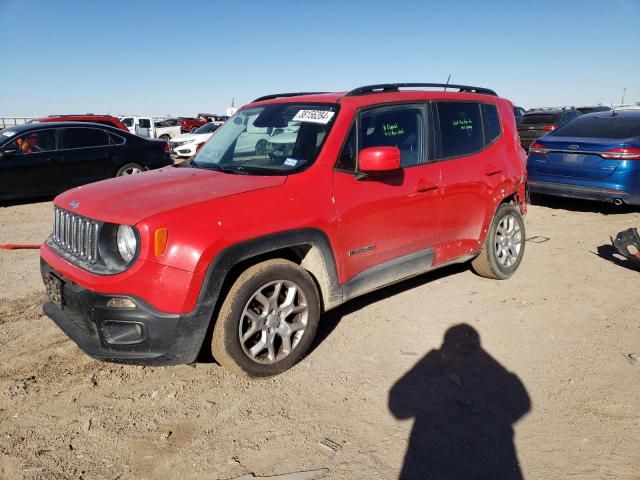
[116,225,137,263]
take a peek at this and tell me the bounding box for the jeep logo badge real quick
[69,200,80,209]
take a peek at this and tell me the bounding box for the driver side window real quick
[5,129,57,155]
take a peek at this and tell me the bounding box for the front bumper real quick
[41,259,212,365]
[528,179,640,206]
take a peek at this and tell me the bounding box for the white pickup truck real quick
[119,116,182,141]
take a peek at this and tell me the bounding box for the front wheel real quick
[212,259,321,377]
[471,203,525,279]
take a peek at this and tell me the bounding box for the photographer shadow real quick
[389,324,530,479]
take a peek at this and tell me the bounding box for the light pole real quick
[621,88,626,105]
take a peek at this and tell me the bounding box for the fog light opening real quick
[107,297,137,309]
[102,321,145,345]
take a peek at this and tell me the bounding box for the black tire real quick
[115,162,144,177]
[159,134,170,142]
[190,126,199,133]
[471,203,525,279]
[255,139,268,155]
[212,259,321,377]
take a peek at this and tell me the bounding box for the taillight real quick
[163,142,170,154]
[600,147,640,160]
[529,142,550,155]
[542,125,555,131]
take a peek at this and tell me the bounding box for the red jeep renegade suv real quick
[41,83,527,376]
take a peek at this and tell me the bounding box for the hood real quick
[170,133,212,143]
[55,167,287,225]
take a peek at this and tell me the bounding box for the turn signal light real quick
[600,147,640,160]
[529,142,550,155]
[154,228,168,256]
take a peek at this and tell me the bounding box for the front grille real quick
[52,207,99,263]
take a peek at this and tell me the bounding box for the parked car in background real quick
[29,114,128,131]
[40,83,528,376]
[517,108,583,149]
[178,114,228,133]
[527,110,640,206]
[513,106,526,121]
[0,122,173,202]
[169,122,221,158]
[119,116,181,141]
[576,106,611,114]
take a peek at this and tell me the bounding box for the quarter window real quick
[62,128,109,148]
[336,125,357,171]
[359,105,424,167]
[482,104,501,144]
[437,102,483,158]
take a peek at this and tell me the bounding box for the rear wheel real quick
[212,259,321,377]
[116,162,144,177]
[159,134,170,142]
[471,203,525,279]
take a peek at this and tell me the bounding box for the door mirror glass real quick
[358,146,401,173]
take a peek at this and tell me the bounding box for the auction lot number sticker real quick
[293,110,335,124]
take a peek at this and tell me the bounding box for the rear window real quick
[520,114,557,125]
[551,115,640,139]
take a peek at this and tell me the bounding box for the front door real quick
[0,128,60,200]
[332,104,441,291]
[59,127,115,188]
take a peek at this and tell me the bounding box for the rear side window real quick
[437,102,483,158]
[520,114,557,125]
[139,118,151,129]
[551,115,640,139]
[483,104,501,144]
[359,105,424,167]
[62,128,109,148]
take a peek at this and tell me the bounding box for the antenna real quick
[444,74,451,92]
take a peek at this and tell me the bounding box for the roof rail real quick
[252,92,328,102]
[346,83,497,97]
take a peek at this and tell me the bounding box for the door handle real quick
[483,164,503,176]
[415,180,439,192]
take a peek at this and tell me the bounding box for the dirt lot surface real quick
[1,198,639,479]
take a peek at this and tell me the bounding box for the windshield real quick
[192,103,339,174]
[195,123,220,134]
[551,114,640,139]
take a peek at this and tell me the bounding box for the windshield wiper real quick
[204,164,249,175]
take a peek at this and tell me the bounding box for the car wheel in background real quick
[255,139,268,155]
[471,203,525,279]
[159,134,170,142]
[212,259,321,377]
[116,163,144,177]
[190,127,198,133]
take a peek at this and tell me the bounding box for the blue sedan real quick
[527,110,640,206]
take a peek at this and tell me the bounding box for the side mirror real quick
[358,146,401,174]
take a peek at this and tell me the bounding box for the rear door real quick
[436,101,504,263]
[135,118,152,137]
[59,127,117,188]
[332,103,441,287]
[0,128,60,199]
